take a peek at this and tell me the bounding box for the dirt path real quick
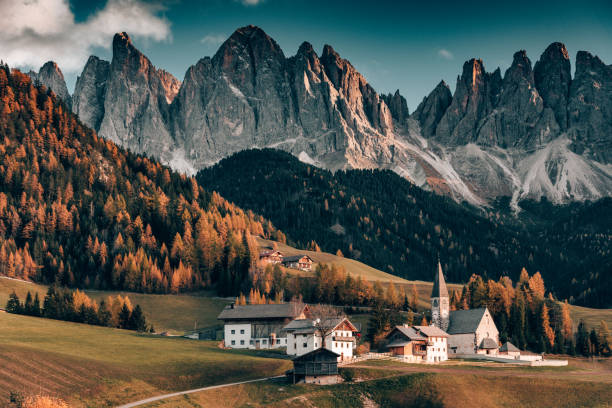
[114,375,285,408]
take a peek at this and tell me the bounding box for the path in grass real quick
[116,375,284,408]
[0,312,291,407]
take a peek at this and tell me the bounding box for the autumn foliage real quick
[0,66,282,296]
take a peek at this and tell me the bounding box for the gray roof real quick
[414,325,449,338]
[479,337,499,349]
[282,255,313,263]
[218,303,304,320]
[386,340,413,348]
[447,308,487,334]
[499,341,520,352]
[390,326,426,341]
[283,318,354,334]
[431,261,449,298]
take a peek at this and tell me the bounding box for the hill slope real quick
[0,65,283,297]
[198,149,612,307]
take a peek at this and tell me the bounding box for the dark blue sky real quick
[65,0,612,108]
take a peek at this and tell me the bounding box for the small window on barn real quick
[303,343,307,347]
[240,329,244,334]
[262,339,267,344]
[231,329,235,334]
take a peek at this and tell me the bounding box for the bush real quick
[339,368,355,382]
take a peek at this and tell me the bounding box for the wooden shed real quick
[291,348,340,384]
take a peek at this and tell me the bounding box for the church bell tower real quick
[431,260,449,331]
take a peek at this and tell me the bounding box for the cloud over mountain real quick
[0,0,171,73]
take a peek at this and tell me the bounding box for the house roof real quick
[218,303,305,320]
[499,341,520,352]
[282,255,313,263]
[260,250,282,257]
[414,325,449,338]
[388,325,426,341]
[479,337,499,349]
[292,347,340,361]
[431,261,449,298]
[283,317,357,334]
[447,308,488,334]
[386,339,413,348]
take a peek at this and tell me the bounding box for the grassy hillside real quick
[0,277,230,334]
[145,366,612,408]
[0,312,290,407]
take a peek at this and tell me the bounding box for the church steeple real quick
[431,260,450,331]
[431,260,449,299]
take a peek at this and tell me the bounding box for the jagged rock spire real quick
[431,260,449,298]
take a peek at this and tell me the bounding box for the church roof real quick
[499,341,520,352]
[447,308,487,334]
[479,337,499,349]
[431,261,449,298]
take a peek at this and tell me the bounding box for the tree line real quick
[197,148,611,308]
[5,287,148,332]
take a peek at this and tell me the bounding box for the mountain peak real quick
[113,32,131,46]
[321,44,340,60]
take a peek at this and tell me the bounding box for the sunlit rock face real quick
[28,61,72,108]
[64,27,611,206]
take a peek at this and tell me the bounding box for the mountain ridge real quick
[26,26,612,207]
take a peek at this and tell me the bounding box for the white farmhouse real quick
[431,262,500,356]
[385,324,449,363]
[284,317,358,361]
[217,303,309,349]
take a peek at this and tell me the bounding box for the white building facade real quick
[218,303,308,350]
[285,318,358,361]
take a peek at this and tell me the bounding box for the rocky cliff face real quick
[65,26,611,207]
[72,56,110,131]
[567,51,612,164]
[28,61,71,107]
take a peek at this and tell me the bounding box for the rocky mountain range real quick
[28,26,612,207]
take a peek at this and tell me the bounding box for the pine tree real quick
[597,321,611,356]
[6,291,21,313]
[540,304,555,349]
[118,303,131,329]
[128,305,147,332]
[575,320,591,356]
[410,284,418,311]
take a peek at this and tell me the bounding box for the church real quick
[431,262,500,356]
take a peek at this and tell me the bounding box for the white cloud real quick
[437,49,454,60]
[0,0,171,73]
[200,34,227,48]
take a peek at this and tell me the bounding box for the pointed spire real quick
[431,260,449,298]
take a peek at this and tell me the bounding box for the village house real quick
[281,255,314,271]
[218,303,309,349]
[259,250,283,265]
[290,348,340,385]
[385,324,449,363]
[431,262,500,355]
[284,317,358,361]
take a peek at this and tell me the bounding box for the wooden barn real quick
[290,348,340,384]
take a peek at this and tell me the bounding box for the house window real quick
[240,329,245,334]
[262,339,267,344]
[231,329,235,334]
[303,343,307,347]
[240,340,245,345]
[314,343,318,347]
[250,340,254,345]
[231,340,235,345]
[294,344,297,350]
